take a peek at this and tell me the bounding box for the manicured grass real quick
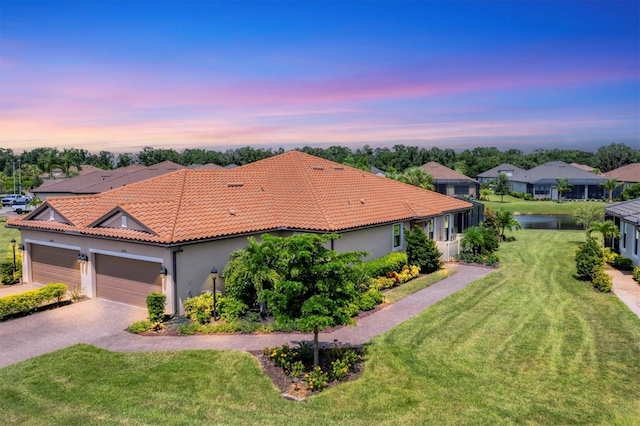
[1,230,639,424]
[0,217,21,259]
[481,195,607,215]
[384,268,456,303]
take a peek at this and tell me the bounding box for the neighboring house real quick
[9,151,473,314]
[370,166,386,177]
[602,163,640,197]
[32,161,185,199]
[476,163,525,184]
[605,198,640,267]
[509,161,606,200]
[44,165,103,179]
[418,162,480,199]
[570,163,596,173]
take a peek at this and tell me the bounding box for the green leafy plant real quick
[361,252,408,279]
[218,296,248,321]
[146,292,166,325]
[358,289,383,311]
[128,320,152,334]
[633,266,640,283]
[183,292,214,324]
[295,341,314,363]
[612,256,634,271]
[406,226,443,273]
[575,237,604,281]
[0,283,67,319]
[591,265,613,293]
[305,366,329,391]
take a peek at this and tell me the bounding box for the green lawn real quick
[1,230,639,424]
[384,268,456,303]
[481,195,607,215]
[0,217,21,259]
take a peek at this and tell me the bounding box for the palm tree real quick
[223,237,280,318]
[588,220,620,248]
[553,177,573,203]
[388,167,434,191]
[60,149,82,178]
[496,209,522,240]
[601,178,622,203]
[461,226,486,255]
[39,149,60,179]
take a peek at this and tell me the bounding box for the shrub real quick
[358,289,383,311]
[183,292,214,324]
[575,237,604,281]
[331,357,350,381]
[289,361,305,379]
[305,366,329,391]
[218,296,248,321]
[295,341,314,363]
[146,292,166,324]
[484,253,500,266]
[269,344,295,372]
[523,193,533,201]
[612,256,634,271]
[361,252,407,278]
[0,259,17,284]
[128,320,152,334]
[368,276,395,291]
[67,282,85,301]
[0,283,68,319]
[633,266,640,283]
[591,266,613,292]
[406,226,443,274]
[603,248,619,264]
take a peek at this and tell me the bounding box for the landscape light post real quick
[211,267,218,321]
[10,238,16,276]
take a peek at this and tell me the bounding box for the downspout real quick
[172,247,183,315]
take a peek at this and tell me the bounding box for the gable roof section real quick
[602,163,640,183]
[477,163,526,178]
[10,151,472,245]
[605,198,640,226]
[32,161,185,195]
[418,162,478,183]
[510,161,605,185]
[570,163,595,172]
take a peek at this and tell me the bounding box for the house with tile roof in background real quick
[9,151,474,315]
[477,163,526,184]
[605,198,640,267]
[602,163,640,199]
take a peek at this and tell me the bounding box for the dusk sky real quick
[1,1,638,154]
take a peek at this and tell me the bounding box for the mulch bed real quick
[250,345,365,400]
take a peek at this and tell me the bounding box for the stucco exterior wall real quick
[618,221,640,267]
[333,222,410,261]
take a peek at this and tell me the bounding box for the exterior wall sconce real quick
[159,266,168,275]
[17,243,25,251]
[77,253,88,262]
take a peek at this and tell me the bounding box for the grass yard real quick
[1,230,639,424]
[384,267,456,303]
[481,194,607,215]
[0,217,21,259]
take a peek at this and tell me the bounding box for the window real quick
[634,228,639,257]
[621,222,627,250]
[454,185,468,195]
[121,216,128,228]
[534,185,550,195]
[444,215,450,241]
[426,220,434,240]
[392,224,403,250]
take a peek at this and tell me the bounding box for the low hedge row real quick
[361,252,407,278]
[0,283,68,319]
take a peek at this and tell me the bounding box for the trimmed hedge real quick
[361,252,407,279]
[0,283,67,319]
[633,266,640,283]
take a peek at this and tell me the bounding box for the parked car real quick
[2,194,25,206]
[12,201,36,214]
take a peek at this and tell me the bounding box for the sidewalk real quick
[607,268,640,318]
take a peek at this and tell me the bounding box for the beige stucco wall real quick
[333,222,410,260]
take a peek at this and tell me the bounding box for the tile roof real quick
[601,163,640,183]
[477,163,526,178]
[32,161,185,195]
[510,161,605,185]
[418,162,478,183]
[605,198,640,225]
[10,151,472,245]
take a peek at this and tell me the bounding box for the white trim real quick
[24,239,81,251]
[89,248,163,264]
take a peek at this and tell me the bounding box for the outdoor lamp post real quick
[211,267,218,321]
[10,238,16,275]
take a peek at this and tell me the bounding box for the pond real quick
[514,215,584,230]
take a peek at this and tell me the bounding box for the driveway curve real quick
[0,264,492,368]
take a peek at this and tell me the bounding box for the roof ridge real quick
[169,170,189,242]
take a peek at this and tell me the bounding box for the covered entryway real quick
[31,244,81,287]
[95,254,162,308]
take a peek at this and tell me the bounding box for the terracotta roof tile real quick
[602,163,640,183]
[10,151,472,244]
[419,162,478,183]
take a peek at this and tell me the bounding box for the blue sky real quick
[1,1,638,153]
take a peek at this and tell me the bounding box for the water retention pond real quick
[513,215,583,230]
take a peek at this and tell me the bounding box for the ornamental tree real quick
[262,233,366,367]
[491,173,511,202]
[406,226,443,273]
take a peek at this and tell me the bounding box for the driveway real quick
[0,299,147,368]
[1,264,493,368]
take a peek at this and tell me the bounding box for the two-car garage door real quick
[95,254,162,308]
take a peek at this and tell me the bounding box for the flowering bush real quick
[305,366,329,391]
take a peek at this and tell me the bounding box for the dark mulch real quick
[250,344,365,400]
[0,300,74,322]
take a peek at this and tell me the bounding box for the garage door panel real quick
[31,245,81,287]
[95,254,162,308]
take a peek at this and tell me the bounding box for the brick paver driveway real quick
[0,299,147,368]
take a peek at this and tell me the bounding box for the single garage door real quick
[31,244,81,288]
[95,254,162,308]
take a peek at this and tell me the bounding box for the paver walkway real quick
[1,264,492,368]
[607,268,640,318]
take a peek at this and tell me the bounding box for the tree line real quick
[1,143,638,192]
